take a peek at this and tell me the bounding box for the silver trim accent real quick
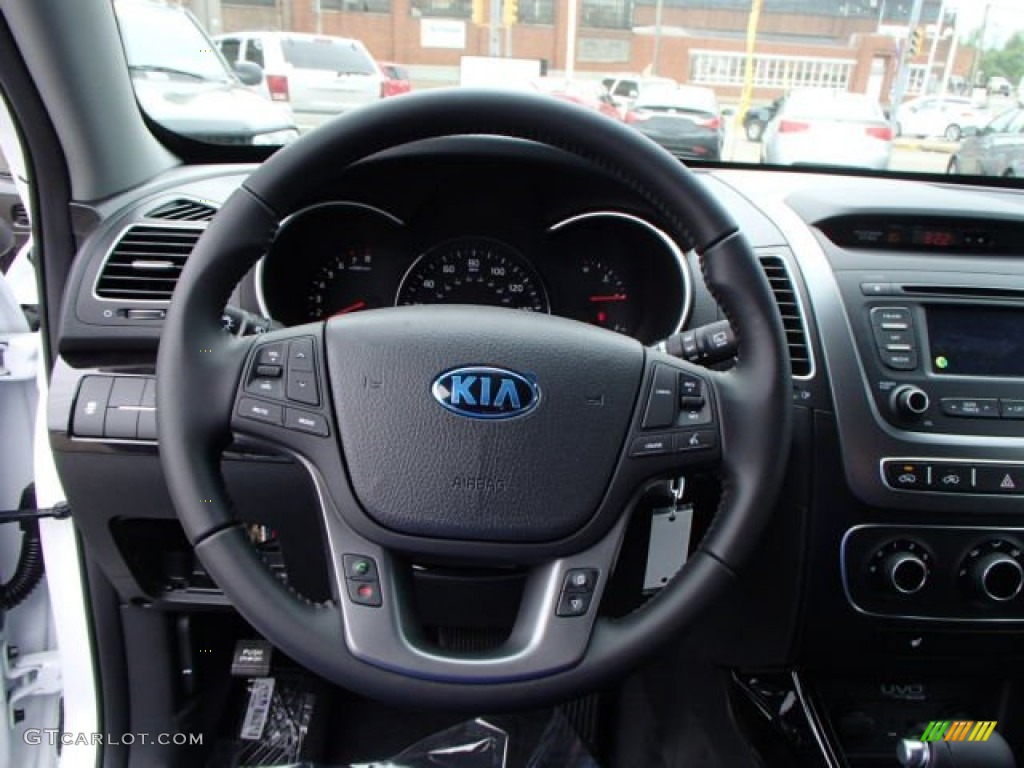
[979,556,1023,602]
[879,456,1024,496]
[255,201,405,319]
[547,210,694,336]
[841,523,1024,622]
[791,671,842,768]
[888,553,928,595]
[91,220,207,304]
[758,252,817,381]
[130,260,176,271]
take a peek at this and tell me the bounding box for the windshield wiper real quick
[128,64,225,83]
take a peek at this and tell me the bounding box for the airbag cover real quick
[325,306,644,542]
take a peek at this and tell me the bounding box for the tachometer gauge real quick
[306,247,385,320]
[396,238,549,313]
[577,258,632,335]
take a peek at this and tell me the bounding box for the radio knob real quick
[891,385,930,419]
[972,552,1024,602]
[883,552,929,595]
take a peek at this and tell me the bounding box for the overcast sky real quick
[950,0,1024,48]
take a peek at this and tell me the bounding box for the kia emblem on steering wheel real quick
[431,366,540,420]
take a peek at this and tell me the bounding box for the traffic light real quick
[503,0,518,26]
[472,0,485,25]
[910,25,925,57]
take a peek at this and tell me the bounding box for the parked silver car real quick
[215,31,384,131]
[762,89,892,170]
[116,0,298,145]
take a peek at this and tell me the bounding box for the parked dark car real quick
[948,107,1024,177]
[625,85,723,160]
[742,96,782,141]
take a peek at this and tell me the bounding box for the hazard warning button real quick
[975,466,1024,495]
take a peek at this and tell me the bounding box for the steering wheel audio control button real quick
[287,369,320,406]
[343,554,379,582]
[630,435,673,457]
[256,364,283,378]
[556,591,592,617]
[285,408,329,437]
[257,343,286,366]
[238,398,284,425]
[642,365,678,429]
[288,338,315,373]
[247,376,284,399]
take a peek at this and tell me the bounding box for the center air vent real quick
[759,254,812,378]
[95,225,203,301]
[145,198,217,222]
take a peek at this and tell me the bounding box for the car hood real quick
[132,76,296,139]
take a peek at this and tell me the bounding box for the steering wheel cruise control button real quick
[238,398,284,425]
[642,366,678,429]
[630,434,672,457]
[109,377,146,407]
[285,408,329,437]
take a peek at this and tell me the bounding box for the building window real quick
[581,0,633,30]
[410,0,472,19]
[320,0,391,10]
[690,50,855,90]
[224,0,276,6]
[519,0,555,24]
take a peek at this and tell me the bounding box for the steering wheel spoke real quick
[310,472,631,684]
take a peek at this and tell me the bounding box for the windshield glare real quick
[113,0,1024,176]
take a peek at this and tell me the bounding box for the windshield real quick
[116,2,232,83]
[112,0,1024,176]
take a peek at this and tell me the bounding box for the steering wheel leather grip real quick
[157,89,791,708]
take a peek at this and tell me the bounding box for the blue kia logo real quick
[432,366,540,420]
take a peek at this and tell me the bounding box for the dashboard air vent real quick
[11,203,29,228]
[759,255,812,378]
[95,225,202,301]
[145,198,217,222]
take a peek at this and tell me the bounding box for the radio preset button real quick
[940,398,1000,418]
[860,282,893,296]
[870,307,912,327]
[875,329,914,346]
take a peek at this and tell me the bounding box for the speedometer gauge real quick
[396,238,549,313]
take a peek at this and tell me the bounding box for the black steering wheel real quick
[157,89,791,709]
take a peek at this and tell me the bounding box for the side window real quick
[245,38,266,70]
[218,37,241,64]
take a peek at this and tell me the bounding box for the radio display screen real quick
[928,306,1024,377]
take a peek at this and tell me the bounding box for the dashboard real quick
[46,137,1024,765]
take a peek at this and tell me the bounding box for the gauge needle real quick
[589,294,627,303]
[334,300,367,315]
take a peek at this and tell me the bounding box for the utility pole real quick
[314,0,322,34]
[920,0,947,96]
[939,12,959,97]
[889,0,926,125]
[565,0,578,79]
[489,0,501,57]
[968,1,993,88]
[652,0,665,76]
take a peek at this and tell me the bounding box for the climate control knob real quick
[890,385,930,419]
[870,540,932,596]
[962,543,1024,603]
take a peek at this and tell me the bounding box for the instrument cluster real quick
[258,202,693,345]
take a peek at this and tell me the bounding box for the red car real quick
[531,78,621,121]
[379,62,412,98]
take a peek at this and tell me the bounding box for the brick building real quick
[188,0,973,103]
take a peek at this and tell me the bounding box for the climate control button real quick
[960,541,1024,603]
[869,540,933,596]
